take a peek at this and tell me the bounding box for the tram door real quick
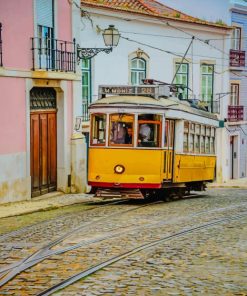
[163,120,175,180]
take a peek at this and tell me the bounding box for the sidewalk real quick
[0,192,94,219]
[207,177,247,189]
[0,179,246,219]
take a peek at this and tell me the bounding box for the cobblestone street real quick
[0,189,246,295]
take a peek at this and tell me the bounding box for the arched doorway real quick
[30,87,57,197]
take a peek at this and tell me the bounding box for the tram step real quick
[95,188,144,199]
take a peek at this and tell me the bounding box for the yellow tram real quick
[87,83,218,199]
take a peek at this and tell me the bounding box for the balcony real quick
[229,49,245,67]
[227,105,244,122]
[0,23,2,67]
[31,37,76,72]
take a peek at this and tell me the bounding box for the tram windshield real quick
[109,114,134,146]
[138,114,161,147]
[91,114,106,145]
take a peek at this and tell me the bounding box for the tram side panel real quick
[173,154,216,183]
[88,148,165,188]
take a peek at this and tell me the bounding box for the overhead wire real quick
[120,36,191,61]
[120,35,232,74]
[119,30,243,42]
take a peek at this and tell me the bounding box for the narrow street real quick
[0,189,246,295]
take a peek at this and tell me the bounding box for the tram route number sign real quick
[100,86,156,97]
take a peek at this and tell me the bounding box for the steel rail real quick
[0,198,128,242]
[0,201,245,285]
[0,200,162,287]
[5,201,246,272]
[0,198,245,282]
[37,212,247,296]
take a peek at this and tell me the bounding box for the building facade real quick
[228,0,247,180]
[0,0,85,204]
[80,0,232,183]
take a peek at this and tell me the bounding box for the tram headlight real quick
[114,164,125,174]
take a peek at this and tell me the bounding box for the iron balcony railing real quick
[31,37,76,72]
[82,98,90,121]
[228,105,245,122]
[230,49,245,67]
[0,23,3,67]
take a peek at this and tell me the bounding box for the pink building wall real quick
[0,77,26,155]
[0,0,34,70]
[57,1,72,41]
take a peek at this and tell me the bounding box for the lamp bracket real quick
[77,45,112,61]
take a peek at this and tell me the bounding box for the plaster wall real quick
[57,0,73,41]
[80,13,230,106]
[0,0,34,70]
[0,77,26,155]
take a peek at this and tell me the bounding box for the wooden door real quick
[31,111,57,197]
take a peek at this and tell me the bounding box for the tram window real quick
[183,133,189,152]
[91,114,106,145]
[109,114,134,146]
[189,134,195,152]
[195,134,200,153]
[211,127,215,137]
[183,121,189,152]
[184,121,189,133]
[190,123,195,133]
[195,124,200,134]
[210,137,215,154]
[138,114,161,147]
[201,125,206,136]
[205,136,210,153]
[201,136,205,153]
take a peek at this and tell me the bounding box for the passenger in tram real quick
[111,122,126,144]
[125,127,133,144]
[139,123,151,142]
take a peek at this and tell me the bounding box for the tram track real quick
[0,199,246,292]
[0,199,163,286]
[0,198,129,242]
[37,211,247,296]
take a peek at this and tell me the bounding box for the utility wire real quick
[119,30,243,42]
[226,126,247,136]
[165,22,230,58]
[121,34,233,74]
[171,37,195,84]
[120,36,190,61]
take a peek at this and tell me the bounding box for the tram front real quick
[88,85,171,199]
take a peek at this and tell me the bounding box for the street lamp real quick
[102,25,120,47]
[77,25,120,60]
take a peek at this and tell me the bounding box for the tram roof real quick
[89,95,219,121]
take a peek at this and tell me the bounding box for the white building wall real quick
[81,11,230,100]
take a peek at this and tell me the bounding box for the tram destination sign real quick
[99,85,168,99]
